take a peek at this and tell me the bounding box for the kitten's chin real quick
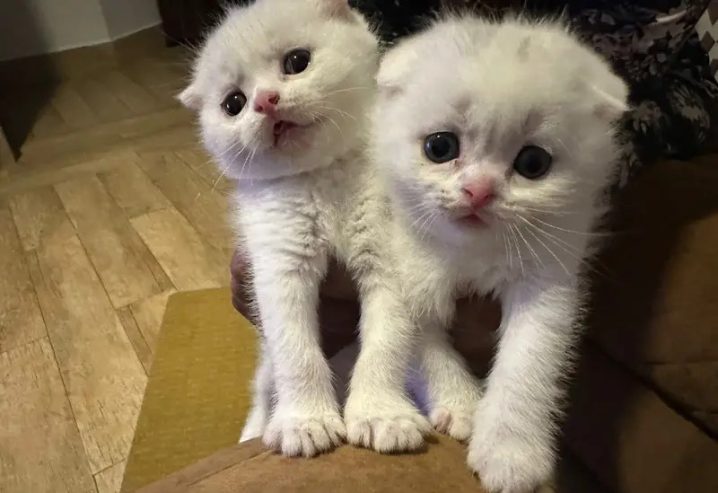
[223,147,340,182]
[455,213,489,228]
[401,209,491,248]
[443,220,494,245]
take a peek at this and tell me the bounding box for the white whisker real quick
[508,225,525,277]
[522,224,571,276]
[514,223,543,268]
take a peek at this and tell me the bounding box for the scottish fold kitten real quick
[180,0,428,456]
[374,17,628,492]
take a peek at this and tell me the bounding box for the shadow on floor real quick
[0,1,60,158]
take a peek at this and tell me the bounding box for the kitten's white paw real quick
[344,395,431,453]
[467,423,554,493]
[263,411,346,457]
[429,405,474,442]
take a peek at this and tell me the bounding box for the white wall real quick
[99,0,160,40]
[0,0,109,61]
[0,0,161,61]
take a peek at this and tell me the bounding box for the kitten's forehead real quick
[399,66,554,143]
[195,0,328,81]
[398,19,591,122]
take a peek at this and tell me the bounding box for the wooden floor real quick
[0,29,234,493]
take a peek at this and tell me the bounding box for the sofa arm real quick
[135,435,606,493]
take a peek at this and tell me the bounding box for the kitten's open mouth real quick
[457,212,488,227]
[272,120,309,147]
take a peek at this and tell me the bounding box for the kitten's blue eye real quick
[513,145,552,179]
[222,91,247,117]
[424,132,460,163]
[283,49,311,75]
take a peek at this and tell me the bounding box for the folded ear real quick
[589,66,629,122]
[178,83,202,111]
[376,44,418,97]
[314,0,353,20]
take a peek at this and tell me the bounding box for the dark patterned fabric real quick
[352,0,718,186]
[568,1,718,185]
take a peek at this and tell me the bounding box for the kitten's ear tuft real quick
[178,84,202,111]
[315,0,353,20]
[590,70,629,122]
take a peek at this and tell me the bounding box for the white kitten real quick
[180,0,429,457]
[374,16,628,492]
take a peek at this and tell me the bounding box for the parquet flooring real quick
[0,28,233,493]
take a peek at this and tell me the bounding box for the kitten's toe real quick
[263,412,346,457]
[372,415,429,452]
[430,405,473,442]
[346,414,430,453]
[345,397,431,453]
[346,419,373,448]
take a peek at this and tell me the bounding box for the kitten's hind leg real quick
[239,342,274,443]
[420,317,482,442]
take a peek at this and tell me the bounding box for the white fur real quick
[182,0,428,457]
[374,16,628,492]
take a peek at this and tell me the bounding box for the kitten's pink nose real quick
[253,90,280,115]
[462,179,496,209]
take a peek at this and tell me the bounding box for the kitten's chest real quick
[457,262,511,296]
[446,244,517,297]
[236,169,353,253]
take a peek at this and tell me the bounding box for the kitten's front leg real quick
[254,258,345,457]
[467,278,580,493]
[344,280,431,452]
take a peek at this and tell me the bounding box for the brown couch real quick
[563,155,718,492]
